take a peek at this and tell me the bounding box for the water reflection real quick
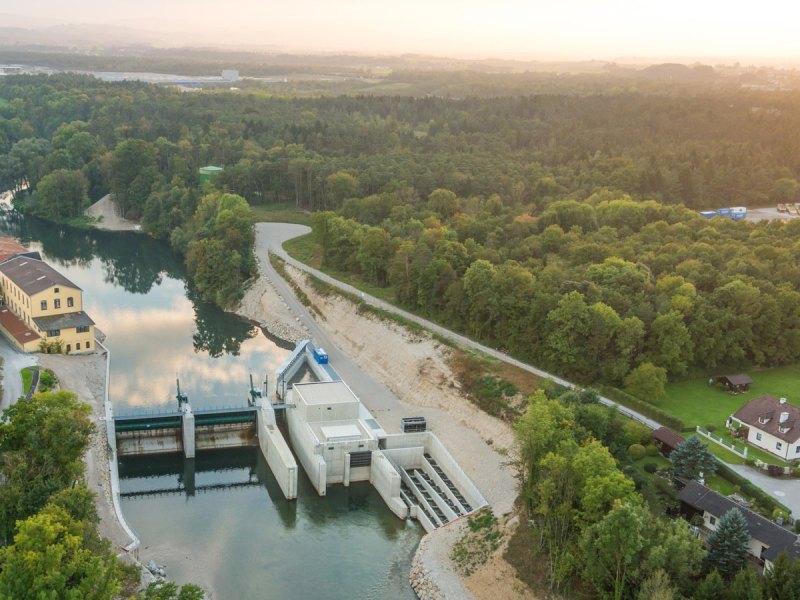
[119,449,419,599]
[0,213,287,411]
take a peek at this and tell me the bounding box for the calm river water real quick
[0,212,421,599]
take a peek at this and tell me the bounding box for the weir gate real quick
[111,341,486,532]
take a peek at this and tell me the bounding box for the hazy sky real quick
[4,0,800,60]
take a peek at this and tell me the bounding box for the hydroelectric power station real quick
[112,340,485,532]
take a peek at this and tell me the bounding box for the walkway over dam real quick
[111,340,486,532]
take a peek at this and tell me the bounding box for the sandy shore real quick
[85,195,142,231]
[235,255,309,345]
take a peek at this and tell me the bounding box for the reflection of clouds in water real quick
[98,304,291,411]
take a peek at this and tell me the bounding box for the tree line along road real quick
[257,222,661,430]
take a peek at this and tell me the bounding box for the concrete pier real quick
[256,403,298,499]
[182,407,196,459]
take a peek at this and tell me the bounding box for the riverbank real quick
[37,353,141,556]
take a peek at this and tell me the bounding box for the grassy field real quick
[20,367,35,395]
[662,366,800,428]
[251,204,312,226]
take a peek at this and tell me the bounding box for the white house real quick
[730,396,800,462]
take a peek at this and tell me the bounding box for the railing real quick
[695,426,749,459]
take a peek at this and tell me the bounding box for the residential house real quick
[652,426,686,457]
[0,252,95,353]
[730,396,800,462]
[678,480,799,570]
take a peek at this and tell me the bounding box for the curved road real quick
[257,223,661,430]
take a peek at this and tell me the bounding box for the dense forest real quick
[3,73,800,370]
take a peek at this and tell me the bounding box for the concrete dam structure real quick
[112,340,485,532]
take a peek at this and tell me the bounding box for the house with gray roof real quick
[678,480,799,570]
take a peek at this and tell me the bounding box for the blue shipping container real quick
[313,348,329,364]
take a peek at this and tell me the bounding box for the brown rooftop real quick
[0,307,40,345]
[0,256,81,297]
[720,374,753,386]
[733,396,800,443]
[0,236,28,263]
[653,426,685,449]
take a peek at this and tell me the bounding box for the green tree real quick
[36,168,89,220]
[706,508,750,580]
[640,517,705,595]
[637,569,675,600]
[624,362,668,404]
[325,170,358,209]
[581,500,646,600]
[109,138,157,218]
[140,581,205,600]
[693,570,726,600]
[726,568,762,600]
[0,390,93,542]
[762,552,800,600]
[0,504,120,599]
[670,437,717,481]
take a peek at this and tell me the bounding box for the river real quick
[0,211,421,599]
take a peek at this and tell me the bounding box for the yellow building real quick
[0,254,95,354]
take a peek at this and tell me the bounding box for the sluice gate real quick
[113,340,486,530]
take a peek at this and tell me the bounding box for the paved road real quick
[728,464,800,516]
[257,222,661,430]
[255,223,411,425]
[0,335,37,413]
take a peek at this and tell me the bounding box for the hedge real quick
[597,385,685,431]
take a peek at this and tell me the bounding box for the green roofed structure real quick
[199,165,224,185]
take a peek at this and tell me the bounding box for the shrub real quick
[645,445,659,457]
[767,464,785,477]
[644,462,658,474]
[39,369,57,392]
[705,424,717,433]
[628,444,646,460]
[792,467,800,478]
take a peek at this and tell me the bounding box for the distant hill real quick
[636,62,719,81]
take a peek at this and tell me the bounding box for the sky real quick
[3,0,800,61]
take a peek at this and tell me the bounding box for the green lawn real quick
[662,366,800,428]
[20,367,36,396]
[251,204,312,226]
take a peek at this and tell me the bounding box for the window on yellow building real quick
[54,299,61,309]
[77,325,90,333]
[76,343,81,350]
[67,297,74,307]
[46,329,60,337]
[40,300,47,310]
